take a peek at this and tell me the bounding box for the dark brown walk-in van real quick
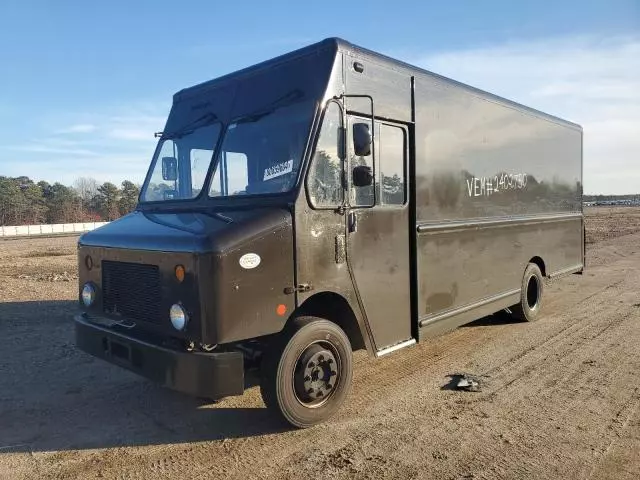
[75,38,584,427]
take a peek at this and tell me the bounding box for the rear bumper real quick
[74,314,245,399]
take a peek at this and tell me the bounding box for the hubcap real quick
[526,275,540,309]
[293,343,339,407]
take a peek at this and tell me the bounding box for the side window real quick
[190,148,214,197]
[307,102,343,207]
[210,152,249,196]
[225,152,248,195]
[379,124,406,205]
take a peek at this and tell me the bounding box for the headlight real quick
[169,304,189,331]
[81,283,96,307]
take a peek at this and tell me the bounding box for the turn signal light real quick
[175,265,185,283]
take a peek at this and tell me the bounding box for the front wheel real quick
[260,316,353,428]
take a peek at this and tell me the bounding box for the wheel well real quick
[295,292,365,351]
[529,256,547,277]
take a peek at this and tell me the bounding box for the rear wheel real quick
[260,316,353,428]
[510,263,544,322]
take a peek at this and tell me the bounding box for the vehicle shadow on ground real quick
[461,310,520,327]
[0,300,288,454]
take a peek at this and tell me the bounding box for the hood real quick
[79,208,292,254]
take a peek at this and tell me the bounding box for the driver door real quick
[346,115,413,351]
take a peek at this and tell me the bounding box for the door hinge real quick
[284,283,314,295]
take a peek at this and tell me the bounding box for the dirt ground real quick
[0,207,638,480]
[584,206,640,244]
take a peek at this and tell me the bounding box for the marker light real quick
[169,304,189,331]
[175,265,185,283]
[81,283,96,307]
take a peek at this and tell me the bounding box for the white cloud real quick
[105,114,166,141]
[2,105,168,185]
[57,123,97,134]
[107,129,154,141]
[9,144,99,157]
[410,35,640,194]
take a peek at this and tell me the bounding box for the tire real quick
[260,316,353,428]
[510,263,544,322]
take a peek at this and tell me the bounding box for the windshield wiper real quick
[194,209,233,224]
[145,205,233,224]
[178,205,233,224]
[236,89,304,124]
[158,112,219,139]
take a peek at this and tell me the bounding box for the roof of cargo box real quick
[173,38,339,101]
[175,37,581,130]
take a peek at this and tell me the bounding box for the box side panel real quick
[417,218,583,322]
[414,76,583,321]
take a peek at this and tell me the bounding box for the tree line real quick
[0,176,140,226]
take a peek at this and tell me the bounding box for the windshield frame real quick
[138,100,322,208]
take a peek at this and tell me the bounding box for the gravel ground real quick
[0,208,639,480]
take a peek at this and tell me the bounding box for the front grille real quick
[102,261,162,324]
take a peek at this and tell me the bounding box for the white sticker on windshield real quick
[263,159,294,181]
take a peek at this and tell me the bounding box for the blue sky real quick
[0,0,638,193]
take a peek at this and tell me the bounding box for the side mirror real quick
[353,123,372,156]
[162,157,178,181]
[352,165,373,187]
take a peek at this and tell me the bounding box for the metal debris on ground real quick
[455,374,482,392]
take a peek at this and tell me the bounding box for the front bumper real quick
[74,313,245,399]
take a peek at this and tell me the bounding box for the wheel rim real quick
[526,275,540,310]
[292,341,340,408]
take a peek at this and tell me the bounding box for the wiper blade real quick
[236,89,304,124]
[145,206,233,224]
[187,206,234,223]
[197,210,233,224]
[162,112,219,139]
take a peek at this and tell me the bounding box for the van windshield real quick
[140,100,314,202]
[209,100,313,197]
[141,120,222,202]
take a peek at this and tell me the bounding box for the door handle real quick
[348,212,358,233]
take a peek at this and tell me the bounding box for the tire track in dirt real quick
[248,236,640,480]
[102,235,640,480]
[587,387,640,480]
